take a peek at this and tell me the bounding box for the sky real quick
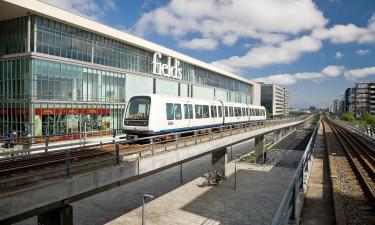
[40,0,375,108]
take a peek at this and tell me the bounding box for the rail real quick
[0,115,313,187]
[271,116,320,225]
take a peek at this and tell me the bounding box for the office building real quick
[260,84,287,117]
[351,82,375,118]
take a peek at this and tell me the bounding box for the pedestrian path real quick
[300,125,334,225]
[105,150,302,225]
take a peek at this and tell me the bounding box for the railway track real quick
[0,148,111,177]
[322,115,375,225]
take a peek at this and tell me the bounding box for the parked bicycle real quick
[199,170,226,187]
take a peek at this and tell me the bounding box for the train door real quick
[218,100,224,125]
[183,101,193,128]
[210,103,216,125]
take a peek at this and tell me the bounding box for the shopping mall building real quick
[0,0,261,141]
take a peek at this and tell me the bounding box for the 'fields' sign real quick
[152,52,183,80]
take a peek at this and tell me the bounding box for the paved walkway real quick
[300,125,334,225]
[105,151,302,225]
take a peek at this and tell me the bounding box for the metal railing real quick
[0,115,313,188]
[331,117,375,145]
[271,117,320,225]
[0,115,312,160]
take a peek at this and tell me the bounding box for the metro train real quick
[123,94,267,139]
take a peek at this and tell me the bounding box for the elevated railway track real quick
[0,117,310,191]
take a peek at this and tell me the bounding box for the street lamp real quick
[234,153,242,191]
[142,194,154,225]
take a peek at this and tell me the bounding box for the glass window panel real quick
[195,105,202,119]
[174,104,181,120]
[202,105,209,118]
[166,103,174,120]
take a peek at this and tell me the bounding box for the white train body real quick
[123,94,266,137]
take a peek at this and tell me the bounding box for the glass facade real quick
[0,15,255,140]
[0,17,29,55]
[33,16,251,95]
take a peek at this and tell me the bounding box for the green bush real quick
[360,112,375,128]
[341,111,355,122]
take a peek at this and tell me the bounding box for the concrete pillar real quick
[38,205,73,225]
[273,130,280,143]
[212,148,228,175]
[255,135,265,163]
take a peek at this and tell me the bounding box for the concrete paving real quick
[300,125,334,225]
[104,151,301,225]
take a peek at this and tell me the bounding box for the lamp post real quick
[234,153,242,191]
[142,194,154,225]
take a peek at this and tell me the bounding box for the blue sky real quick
[42,0,375,108]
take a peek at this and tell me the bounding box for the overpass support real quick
[212,148,228,175]
[38,205,73,225]
[254,135,265,163]
[273,130,282,143]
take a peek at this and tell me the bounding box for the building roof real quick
[0,0,258,87]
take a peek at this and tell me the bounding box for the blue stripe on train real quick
[152,120,263,135]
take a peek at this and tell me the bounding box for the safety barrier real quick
[271,117,320,225]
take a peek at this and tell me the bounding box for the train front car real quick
[123,95,153,140]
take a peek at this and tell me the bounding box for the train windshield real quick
[125,97,151,121]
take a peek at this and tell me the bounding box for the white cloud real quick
[252,65,374,86]
[312,13,375,44]
[355,49,370,56]
[321,65,345,77]
[253,74,297,86]
[178,38,218,50]
[345,67,375,80]
[294,72,323,80]
[335,52,344,58]
[134,0,326,48]
[39,0,116,20]
[212,36,322,71]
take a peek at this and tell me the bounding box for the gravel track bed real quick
[324,122,374,225]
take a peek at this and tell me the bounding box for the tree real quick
[360,112,375,128]
[341,111,355,122]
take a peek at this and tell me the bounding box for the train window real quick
[229,107,234,117]
[225,106,228,117]
[125,96,151,121]
[195,105,202,119]
[218,106,222,117]
[246,108,249,116]
[184,104,193,119]
[202,105,209,118]
[256,109,259,116]
[242,108,245,116]
[174,104,182,120]
[166,103,174,120]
